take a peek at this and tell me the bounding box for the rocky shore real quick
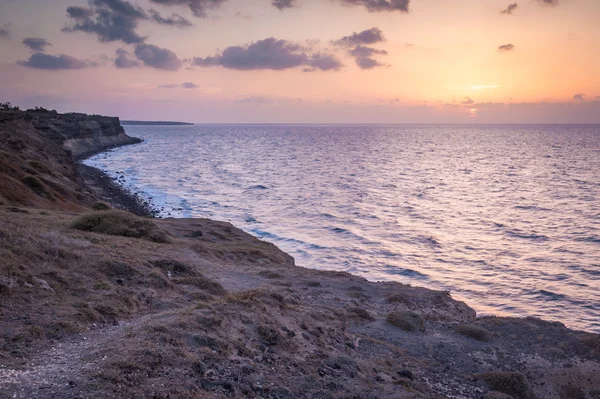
[0,109,599,398]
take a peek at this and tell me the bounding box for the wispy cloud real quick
[501,3,518,14]
[22,38,52,52]
[498,44,515,52]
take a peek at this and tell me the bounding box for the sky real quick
[0,0,599,123]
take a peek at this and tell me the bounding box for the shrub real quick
[91,201,111,211]
[347,307,374,320]
[23,175,53,199]
[386,311,424,332]
[455,324,491,342]
[477,371,534,399]
[257,325,280,345]
[172,276,225,296]
[258,270,283,279]
[70,210,169,243]
[29,160,51,174]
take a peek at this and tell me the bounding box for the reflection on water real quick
[86,124,600,332]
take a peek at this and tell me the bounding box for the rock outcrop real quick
[1,109,141,159]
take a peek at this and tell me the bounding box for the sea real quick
[85,124,600,333]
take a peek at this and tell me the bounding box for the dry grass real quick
[455,324,491,342]
[386,310,424,332]
[91,201,111,210]
[477,371,534,399]
[70,210,169,243]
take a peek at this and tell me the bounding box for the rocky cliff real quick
[0,109,141,210]
[0,109,141,159]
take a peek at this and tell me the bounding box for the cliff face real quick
[0,110,141,159]
[0,109,141,210]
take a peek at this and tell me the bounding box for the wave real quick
[574,235,600,244]
[506,230,549,241]
[532,289,566,301]
[384,266,428,279]
[247,184,268,190]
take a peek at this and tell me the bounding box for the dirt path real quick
[0,320,135,399]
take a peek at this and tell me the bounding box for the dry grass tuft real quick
[70,210,169,243]
[477,371,535,399]
[455,324,491,342]
[91,201,111,211]
[347,307,374,320]
[172,276,226,296]
[387,310,424,332]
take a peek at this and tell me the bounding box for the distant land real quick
[120,120,194,126]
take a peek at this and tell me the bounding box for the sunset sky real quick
[1,0,599,123]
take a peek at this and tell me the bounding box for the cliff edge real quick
[0,109,141,211]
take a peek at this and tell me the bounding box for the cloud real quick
[573,94,585,101]
[501,3,518,14]
[148,0,228,18]
[149,9,193,27]
[63,2,146,44]
[17,53,88,70]
[536,0,558,5]
[65,6,95,18]
[354,56,385,69]
[158,82,198,88]
[194,37,342,72]
[64,0,192,44]
[272,0,296,10]
[596,96,600,100]
[348,46,388,69]
[182,82,199,88]
[462,97,475,105]
[115,48,141,68]
[0,28,9,38]
[333,27,385,47]
[339,0,410,12]
[498,43,515,51]
[306,53,344,72]
[22,38,52,52]
[134,43,182,70]
[349,45,388,57]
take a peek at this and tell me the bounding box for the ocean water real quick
[85,124,600,332]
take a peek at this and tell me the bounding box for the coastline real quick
[76,163,158,218]
[2,112,600,398]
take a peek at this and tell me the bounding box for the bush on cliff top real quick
[70,210,169,243]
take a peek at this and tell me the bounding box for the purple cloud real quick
[194,37,342,72]
[134,43,182,70]
[115,48,141,68]
[340,0,410,12]
[17,53,88,70]
[22,38,52,52]
[333,27,385,47]
[501,3,518,14]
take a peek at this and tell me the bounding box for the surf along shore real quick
[0,108,599,399]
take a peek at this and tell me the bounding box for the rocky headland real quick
[0,109,599,399]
